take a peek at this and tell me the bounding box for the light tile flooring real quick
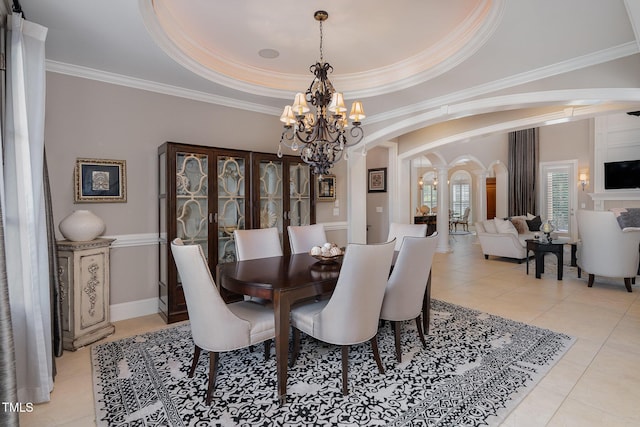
[20,233,640,426]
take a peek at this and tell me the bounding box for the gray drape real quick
[45,153,63,359]
[508,128,539,216]
[0,202,18,427]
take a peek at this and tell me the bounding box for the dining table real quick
[216,251,432,405]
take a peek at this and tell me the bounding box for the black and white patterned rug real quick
[91,300,574,426]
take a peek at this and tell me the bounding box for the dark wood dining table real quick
[216,251,432,405]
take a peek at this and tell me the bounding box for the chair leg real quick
[624,278,633,292]
[290,328,300,368]
[391,321,402,363]
[189,345,201,378]
[206,352,219,405]
[415,316,427,349]
[370,335,385,375]
[588,274,594,287]
[263,339,272,361]
[341,345,349,396]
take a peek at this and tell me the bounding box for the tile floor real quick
[20,233,640,426]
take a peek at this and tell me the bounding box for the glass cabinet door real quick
[289,162,312,226]
[175,152,209,258]
[216,155,247,264]
[258,159,284,234]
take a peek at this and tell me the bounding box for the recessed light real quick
[258,48,279,59]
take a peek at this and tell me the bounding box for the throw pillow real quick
[483,219,498,233]
[527,212,536,220]
[494,217,518,236]
[526,215,542,232]
[510,217,528,234]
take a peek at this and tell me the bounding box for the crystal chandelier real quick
[277,10,365,177]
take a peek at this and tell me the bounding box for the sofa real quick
[475,215,542,262]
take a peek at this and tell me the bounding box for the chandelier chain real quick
[319,20,324,63]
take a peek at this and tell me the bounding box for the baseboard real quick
[110,297,158,322]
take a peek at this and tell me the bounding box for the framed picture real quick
[316,175,336,201]
[75,158,127,202]
[368,167,387,193]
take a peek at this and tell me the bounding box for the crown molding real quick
[366,42,640,125]
[45,60,281,116]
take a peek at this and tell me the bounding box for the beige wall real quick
[45,73,347,310]
[365,147,390,243]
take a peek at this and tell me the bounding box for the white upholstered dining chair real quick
[287,224,327,254]
[387,222,428,250]
[234,227,283,260]
[380,234,438,362]
[170,239,275,404]
[289,240,396,395]
[576,210,640,292]
[234,228,282,304]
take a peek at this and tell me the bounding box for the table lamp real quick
[539,220,554,243]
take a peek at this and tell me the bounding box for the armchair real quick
[576,210,640,292]
[170,239,275,404]
[287,224,327,254]
[387,222,428,251]
[289,240,396,395]
[380,235,438,362]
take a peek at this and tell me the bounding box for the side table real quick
[57,238,116,350]
[525,239,578,281]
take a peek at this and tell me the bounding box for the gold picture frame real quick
[316,175,336,201]
[74,158,127,202]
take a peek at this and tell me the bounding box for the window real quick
[450,171,471,218]
[540,161,577,236]
[544,168,570,232]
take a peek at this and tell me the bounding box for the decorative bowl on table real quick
[310,243,344,264]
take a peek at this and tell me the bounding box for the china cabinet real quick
[158,142,251,322]
[158,142,316,323]
[251,152,315,253]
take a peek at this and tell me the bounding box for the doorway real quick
[486,177,496,220]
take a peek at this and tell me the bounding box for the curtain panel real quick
[508,128,539,216]
[2,13,52,403]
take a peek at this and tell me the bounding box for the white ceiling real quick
[10,0,640,149]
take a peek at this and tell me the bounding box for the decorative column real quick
[436,167,451,253]
[57,238,115,351]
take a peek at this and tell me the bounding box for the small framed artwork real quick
[316,175,336,202]
[368,167,387,193]
[75,158,127,202]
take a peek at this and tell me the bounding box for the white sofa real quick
[475,216,538,262]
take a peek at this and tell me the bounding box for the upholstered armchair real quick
[287,224,327,254]
[387,222,428,251]
[289,240,396,395]
[170,239,275,404]
[453,207,471,232]
[576,210,640,292]
[380,234,438,362]
[234,227,283,260]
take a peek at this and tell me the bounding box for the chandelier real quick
[277,10,365,177]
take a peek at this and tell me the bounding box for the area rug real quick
[92,300,575,426]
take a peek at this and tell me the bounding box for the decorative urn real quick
[58,210,106,242]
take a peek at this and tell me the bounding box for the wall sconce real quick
[579,172,588,191]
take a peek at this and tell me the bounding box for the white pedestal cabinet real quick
[57,238,115,350]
